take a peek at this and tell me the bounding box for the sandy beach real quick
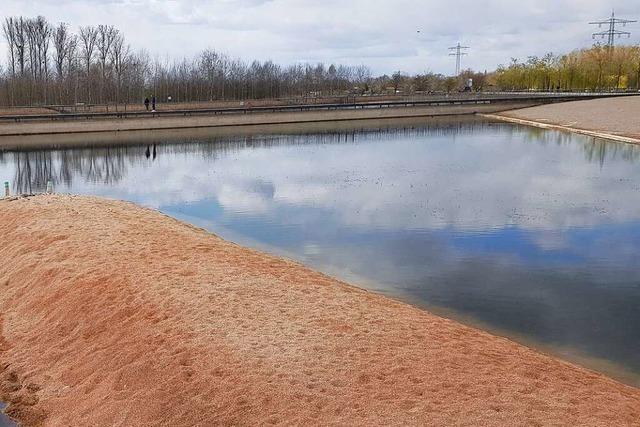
[488,96,640,144]
[1,195,639,426]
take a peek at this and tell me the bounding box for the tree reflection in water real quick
[3,118,640,386]
[2,118,639,195]
[517,124,640,167]
[10,147,129,194]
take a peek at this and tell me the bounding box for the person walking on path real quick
[152,95,156,112]
[144,97,150,111]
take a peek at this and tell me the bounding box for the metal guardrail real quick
[0,92,637,123]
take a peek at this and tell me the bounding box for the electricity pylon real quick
[590,10,636,48]
[448,43,469,76]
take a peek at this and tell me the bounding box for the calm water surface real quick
[2,117,639,385]
[0,402,16,427]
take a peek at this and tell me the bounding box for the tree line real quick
[2,15,640,107]
[1,15,379,107]
[491,46,640,91]
[0,15,489,108]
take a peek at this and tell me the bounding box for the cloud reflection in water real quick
[1,118,640,382]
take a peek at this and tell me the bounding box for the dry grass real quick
[0,195,639,426]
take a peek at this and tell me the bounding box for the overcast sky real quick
[1,0,639,75]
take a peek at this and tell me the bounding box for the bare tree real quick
[38,17,53,102]
[2,18,18,105]
[53,23,80,103]
[53,23,70,79]
[79,25,98,102]
[2,18,17,76]
[110,33,130,109]
[97,24,118,102]
[25,19,38,80]
[22,16,52,103]
[66,35,78,104]
[13,18,27,76]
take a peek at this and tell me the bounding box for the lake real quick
[0,402,16,427]
[1,116,639,385]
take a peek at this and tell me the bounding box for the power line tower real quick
[448,43,469,76]
[590,10,636,48]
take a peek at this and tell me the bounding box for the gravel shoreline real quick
[1,195,639,426]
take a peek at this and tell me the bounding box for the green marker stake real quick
[4,181,9,198]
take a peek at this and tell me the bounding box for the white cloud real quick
[0,0,638,75]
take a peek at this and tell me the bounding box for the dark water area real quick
[1,117,640,385]
[0,402,16,427]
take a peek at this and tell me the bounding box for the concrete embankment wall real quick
[0,115,485,150]
[0,102,537,138]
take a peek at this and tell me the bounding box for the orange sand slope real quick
[1,195,639,426]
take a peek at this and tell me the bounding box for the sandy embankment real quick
[0,103,537,137]
[486,95,640,144]
[1,195,639,426]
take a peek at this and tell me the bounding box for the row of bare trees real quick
[5,15,638,108]
[150,54,373,103]
[0,15,381,108]
[2,16,140,107]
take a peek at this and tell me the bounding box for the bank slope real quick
[487,95,640,144]
[0,195,639,426]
